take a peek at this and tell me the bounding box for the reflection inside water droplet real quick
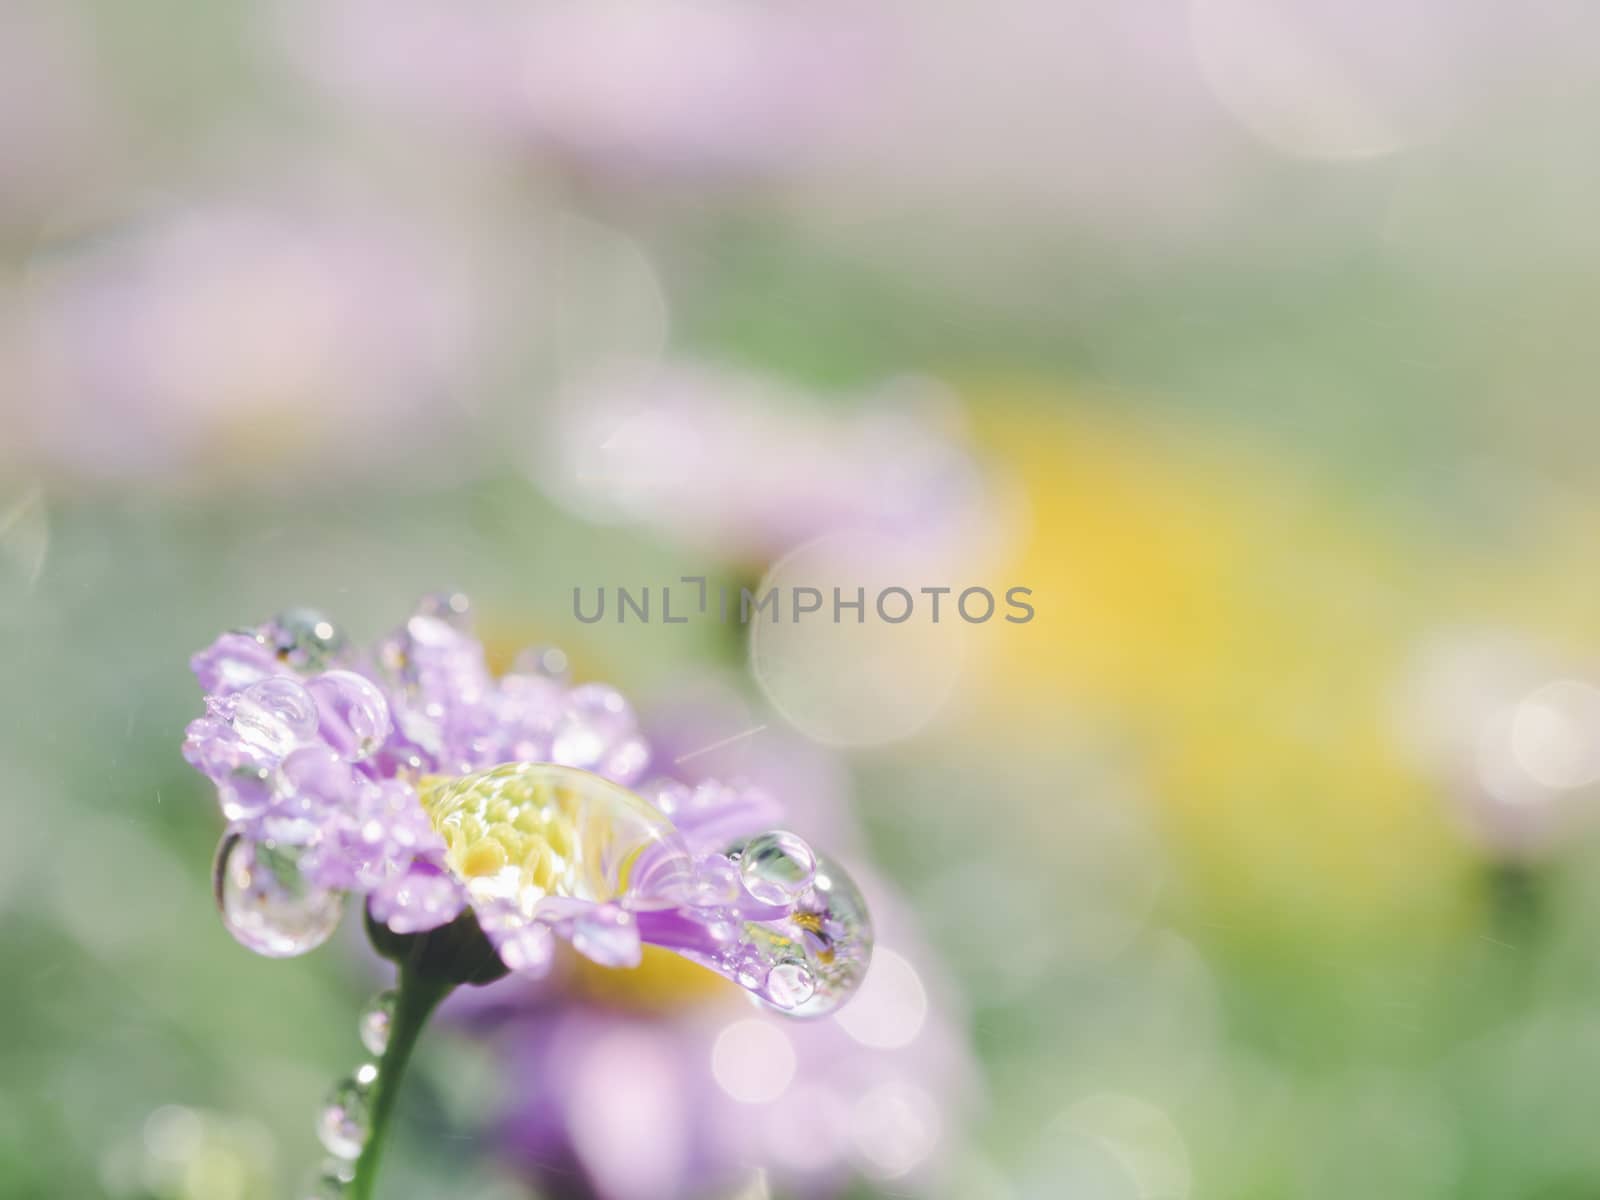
[214,832,346,958]
[232,676,318,758]
[317,1069,375,1160]
[269,608,347,672]
[737,830,817,905]
[359,989,397,1056]
[763,958,818,1010]
[697,845,873,1017]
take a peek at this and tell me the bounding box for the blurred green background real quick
[6,1,1600,1197]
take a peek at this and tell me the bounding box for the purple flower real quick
[184,596,872,1015]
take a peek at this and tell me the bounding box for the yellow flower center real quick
[418,761,686,907]
[419,761,731,1008]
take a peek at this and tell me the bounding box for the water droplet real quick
[317,1069,375,1159]
[737,831,818,905]
[735,953,767,993]
[232,677,319,757]
[304,1160,353,1199]
[214,833,346,958]
[709,852,873,1017]
[269,608,347,671]
[416,592,472,629]
[764,958,818,1010]
[308,670,393,762]
[359,990,397,1056]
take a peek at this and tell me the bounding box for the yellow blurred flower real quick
[965,388,1600,944]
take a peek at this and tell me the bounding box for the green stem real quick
[346,966,454,1200]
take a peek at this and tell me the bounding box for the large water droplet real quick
[308,670,393,762]
[714,850,873,1018]
[359,990,397,1056]
[737,831,818,905]
[269,608,347,671]
[317,1065,376,1159]
[214,833,346,958]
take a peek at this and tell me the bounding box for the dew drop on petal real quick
[415,591,472,630]
[270,608,347,672]
[317,1070,375,1160]
[737,831,818,905]
[359,990,397,1056]
[308,670,393,762]
[214,832,346,958]
[235,676,320,753]
[713,851,873,1018]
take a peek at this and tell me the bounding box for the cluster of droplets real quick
[673,829,872,1015]
[302,990,397,1198]
[190,608,424,959]
[366,594,648,783]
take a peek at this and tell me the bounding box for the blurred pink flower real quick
[276,0,888,183]
[535,359,991,566]
[4,198,479,487]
